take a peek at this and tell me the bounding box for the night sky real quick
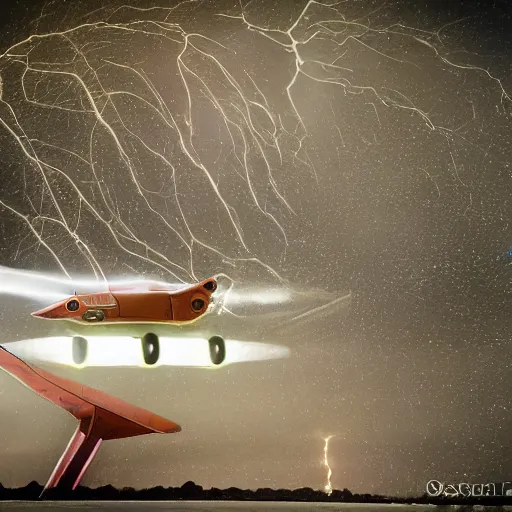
[0,0,511,497]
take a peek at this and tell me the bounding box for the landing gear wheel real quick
[82,309,105,322]
[72,336,88,365]
[208,336,226,365]
[142,333,160,365]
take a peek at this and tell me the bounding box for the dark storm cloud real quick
[0,0,511,497]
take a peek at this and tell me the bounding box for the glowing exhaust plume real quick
[323,435,334,496]
[2,336,290,369]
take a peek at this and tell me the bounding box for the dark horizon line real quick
[2,480,512,505]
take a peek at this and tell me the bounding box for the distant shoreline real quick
[2,481,512,505]
[0,501,439,506]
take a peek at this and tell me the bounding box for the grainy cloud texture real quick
[0,0,511,497]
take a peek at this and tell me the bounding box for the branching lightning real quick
[0,1,509,292]
[0,3,302,288]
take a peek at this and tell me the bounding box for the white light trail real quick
[2,336,290,369]
[0,265,186,303]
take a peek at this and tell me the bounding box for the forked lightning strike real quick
[0,1,508,287]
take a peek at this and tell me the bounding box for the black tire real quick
[82,309,105,322]
[208,336,226,365]
[142,333,160,365]
[72,336,88,365]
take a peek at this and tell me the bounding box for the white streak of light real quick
[0,265,189,303]
[221,288,291,305]
[2,336,290,368]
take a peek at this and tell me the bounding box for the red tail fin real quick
[0,346,181,493]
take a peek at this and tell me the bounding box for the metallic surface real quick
[31,278,217,324]
[0,346,181,492]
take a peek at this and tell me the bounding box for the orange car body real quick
[32,277,217,325]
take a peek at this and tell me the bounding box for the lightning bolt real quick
[0,2,507,300]
[323,435,334,495]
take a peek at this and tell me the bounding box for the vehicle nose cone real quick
[31,307,54,319]
[31,301,66,319]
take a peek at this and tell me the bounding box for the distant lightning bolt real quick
[323,435,334,495]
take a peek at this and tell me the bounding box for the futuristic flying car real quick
[32,277,227,365]
[32,277,218,324]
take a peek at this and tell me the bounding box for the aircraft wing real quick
[0,346,180,492]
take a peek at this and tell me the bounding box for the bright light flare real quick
[2,336,290,369]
